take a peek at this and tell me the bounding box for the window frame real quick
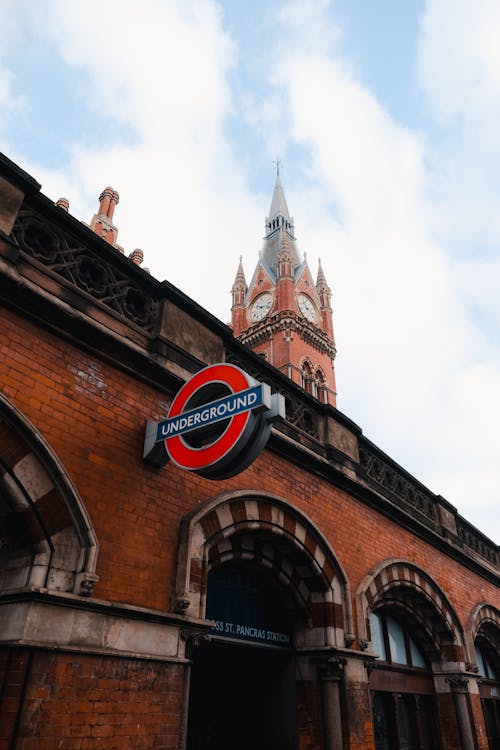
[370,610,429,670]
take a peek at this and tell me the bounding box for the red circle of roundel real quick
[165,364,253,471]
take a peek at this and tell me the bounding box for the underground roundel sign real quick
[143,363,285,480]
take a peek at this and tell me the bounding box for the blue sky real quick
[1,0,500,544]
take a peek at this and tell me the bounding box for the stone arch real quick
[315,366,326,382]
[175,490,354,648]
[356,558,465,663]
[467,603,500,672]
[300,358,314,396]
[0,393,98,596]
[314,366,327,403]
[300,357,314,377]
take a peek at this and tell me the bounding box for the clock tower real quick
[231,169,337,406]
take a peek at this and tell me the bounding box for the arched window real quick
[358,561,467,750]
[301,360,314,396]
[474,622,500,749]
[370,611,427,668]
[369,609,438,750]
[315,369,327,404]
[475,643,499,681]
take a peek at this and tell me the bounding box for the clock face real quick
[297,294,317,323]
[249,293,273,322]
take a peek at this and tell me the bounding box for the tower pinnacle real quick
[268,169,290,221]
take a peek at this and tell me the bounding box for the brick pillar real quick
[346,657,376,750]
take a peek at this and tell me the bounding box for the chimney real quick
[128,249,144,266]
[90,186,120,246]
[56,197,69,212]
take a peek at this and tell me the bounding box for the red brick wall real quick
[0,303,497,627]
[470,692,490,750]
[296,679,323,750]
[0,648,184,750]
[0,303,498,750]
[345,680,374,750]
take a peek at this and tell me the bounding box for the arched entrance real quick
[176,491,353,750]
[187,561,299,750]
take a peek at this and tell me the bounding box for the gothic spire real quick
[268,167,290,221]
[261,169,300,275]
[232,255,247,291]
[316,258,332,309]
[316,258,329,290]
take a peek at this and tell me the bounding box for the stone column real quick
[316,656,346,750]
[446,676,477,750]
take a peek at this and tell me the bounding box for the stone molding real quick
[355,558,465,661]
[0,589,211,662]
[175,489,355,648]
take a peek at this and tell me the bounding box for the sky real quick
[1,0,500,545]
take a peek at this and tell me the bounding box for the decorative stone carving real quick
[317,656,347,681]
[465,662,480,674]
[181,628,211,658]
[359,443,438,525]
[456,520,498,564]
[75,572,99,597]
[446,675,470,693]
[364,659,376,676]
[174,596,191,614]
[12,209,157,331]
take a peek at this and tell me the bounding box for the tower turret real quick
[231,256,248,336]
[230,169,337,406]
[316,258,334,342]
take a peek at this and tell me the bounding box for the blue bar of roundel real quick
[155,385,264,442]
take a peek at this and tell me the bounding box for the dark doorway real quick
[187,640,296,750]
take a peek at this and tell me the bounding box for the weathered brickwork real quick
[296,679,323,750]
[0,648,184,750]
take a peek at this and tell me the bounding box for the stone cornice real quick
[238,311,336,358]
[0,588,213,662]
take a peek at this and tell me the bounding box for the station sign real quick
[207,564,292,647]
[143,363,285,479]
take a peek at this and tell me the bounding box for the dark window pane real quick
[397,696,417,750]
[372,692,392,750]
[476,645,487,677]
[418,695,439,750]
[482,699,500,750]
[409,635,426,668]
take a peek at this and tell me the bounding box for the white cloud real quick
[270,0,500,541]
[418,0,500,128]
[1,0,265,318]
[1,0,499,544]
[0,68,27,123]
[42,0,233,142]
[418,0,500,249]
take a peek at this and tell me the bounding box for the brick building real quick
[0,152,498,750]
